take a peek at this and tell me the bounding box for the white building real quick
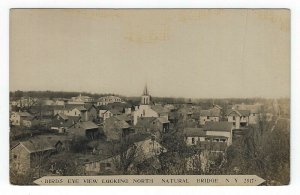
[199,106,221,125]
[133,85,169,125]
[97,96,123,106]
[227,109,250,129]
[71,94,94,103]
[10,111,33,126]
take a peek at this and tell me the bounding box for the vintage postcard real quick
[9,9,290,186]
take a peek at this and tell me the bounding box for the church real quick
[133,85,169,125]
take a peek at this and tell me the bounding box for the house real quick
[96,95,123,106]
[10,139,56,174]
[203,121,234,146]
[227,109,250,129]
[51,113,80,133]
[133,85,169,125]
[10,111,33,126]
[114,114,133,125]
[232,103,262,124]
[68,121,99,140]
[83,135,167,175]
[183,128,206,146]
[83,155,118,175]
[135,117,170,140]
[177,105,201,122]
[55,105,89,122]
[199,108,221,125]
[184,121,234,148]
[100,109,122,121]
[85,104,98,121]
[103,116,132,141]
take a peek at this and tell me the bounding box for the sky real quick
[10,9,290,98]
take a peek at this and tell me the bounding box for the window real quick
[191,138,195,145]
[207,116,210,119]
[233,116,235,120]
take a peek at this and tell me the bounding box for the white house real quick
[232,103,262,124]
[55,106,89,122]
[184,128,206,146]
[227,109,250,129]
[10,111,33,126]
[203,121,234,146]
[199,107,221,125]
[97,96,123,106]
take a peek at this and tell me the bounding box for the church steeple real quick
[143,84,149,96]
[141,84,150,105]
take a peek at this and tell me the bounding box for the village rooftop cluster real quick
[9,85,289,184]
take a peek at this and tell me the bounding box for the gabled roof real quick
[183,128,206,137]
[151,105,169,114]
[104,116,131,131]
[57,113,68,120]
[135,117,157,127]
[213,104,222,110]
[16,112,32,117]
[76,106,87,111]
[114,120,130,129]
[115,114,132,122]
[227,109,250,117]
[200,108,221,117]
[13,139,56,153]
[84,103,97,110]
[203,121,233,132]
[65,104,83,110]
[77,121,98,130]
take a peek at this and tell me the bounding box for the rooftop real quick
[203,121,233,132]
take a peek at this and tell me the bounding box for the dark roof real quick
[57,113,68,120]
[14,139,56,153]
[65,104,83,110]
[203,121,233,132]
[115,114,132,122]
[77,121,99,130]
[151,105,169,114]
[76,106,87,111]
[135,117,157,127]
[109,109,122,115]
[183,128,206,137]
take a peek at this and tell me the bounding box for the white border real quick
[0,1,299,195]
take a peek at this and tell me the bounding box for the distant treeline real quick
[10,90,126,100]
[10,90,289,107]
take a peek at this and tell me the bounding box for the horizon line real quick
[9,89,290,100]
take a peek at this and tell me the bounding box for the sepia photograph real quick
[9,9,290,186]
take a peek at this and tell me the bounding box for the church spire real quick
[143,83,149,95]
[141,84,150,105]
